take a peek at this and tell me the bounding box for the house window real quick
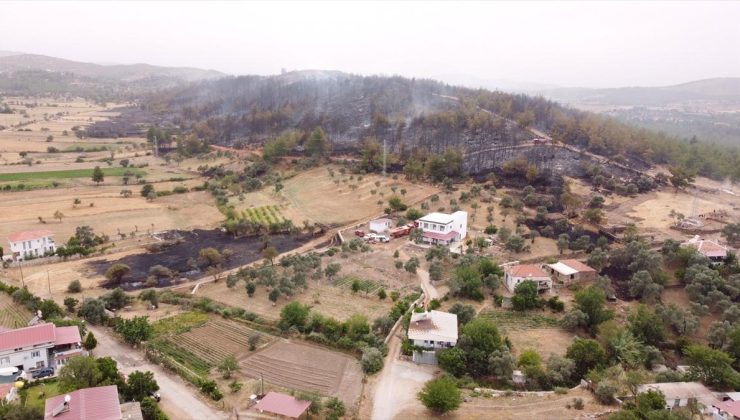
[0,357,9,365]
[32,351,41,358]
[570,274,574,279]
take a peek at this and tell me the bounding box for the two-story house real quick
[417,211,467,246]
[7,230,56,261]
[0,323,83,372]
[407,310,458,349]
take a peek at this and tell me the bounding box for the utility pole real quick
[47,270,51,297]
[153,135,158,158]
[18,261,24,289]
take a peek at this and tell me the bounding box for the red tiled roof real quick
[54,326,81,347]
[715,400,740,418]
[507,264,549,278]
[696,240,728,258]
[561,259,596,273]
[0,323,55,352]
[7,230,54,243]
[422,230,458,241]
[254,392,311,418]
[44,385,121,420]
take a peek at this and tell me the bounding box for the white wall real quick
[412,339,455,349]
[452,211,467,240]
[9,236,55,259]
[0,345,51,371]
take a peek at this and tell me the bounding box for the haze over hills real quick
[0,53,225,82]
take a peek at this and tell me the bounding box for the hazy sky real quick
[2,1,739,88]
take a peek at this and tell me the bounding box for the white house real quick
[368,218,392,234]
[417,211,467,246]
[407,310,458,349]
[637,382,720,415]
[504,264,552,293]
[545,259,597,285]
[7,230,56,261]
[0,323,83,372]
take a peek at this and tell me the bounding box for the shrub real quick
[361,347,384,374]
[67,280,82,293]
[418,376,461,414]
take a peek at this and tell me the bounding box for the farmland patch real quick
[0,293,31,328]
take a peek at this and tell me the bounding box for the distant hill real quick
[0,53,225,82]
[535,77,740,106]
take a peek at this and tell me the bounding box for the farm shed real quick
[545,259,597,285]
[254,391,311,419]
[368,218,392,233]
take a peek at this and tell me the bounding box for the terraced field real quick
[0,293,31,328]
[334,275,382,294]
[241,340,363,405]
[241,205,288,226]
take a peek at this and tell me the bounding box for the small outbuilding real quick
[368,218,392,234]
[545,259,597,285]
[253,391,311,419]
[683,235,729,264]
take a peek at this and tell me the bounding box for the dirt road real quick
[371,328,436,420]
[89,325,226,420]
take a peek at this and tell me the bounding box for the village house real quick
[7,230,56,261]
[44,385,142,420]
[715,400,740,420]
[545,259,597,285]
[253,391,311,419]
[637,382,721,415]
[368,218,392,233]
[683,235,729,264]
[504,264,552,293]
[0,323,83,372]
[417,211,467,246]
[407,310,458,349]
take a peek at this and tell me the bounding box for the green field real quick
[23,381,62,410]
[241,205,288,226]
[479,309,560,329]
[0,167,146,182]
[334,275,382,294]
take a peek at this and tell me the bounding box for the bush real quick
[484,225,498,234]
[573,398,585,410]
[418,377,461,414]
[361,347,384,374]
[595,382,617,405]
[67,280,82,293]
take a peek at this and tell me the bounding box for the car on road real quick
[31,367,54,379]
[148,390,161,402]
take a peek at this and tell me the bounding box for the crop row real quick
[334,276,381,293]
[242,205,287,226]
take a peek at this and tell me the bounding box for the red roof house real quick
[0,323,56,352]
[7,230,54,243]
[714,400,740,419]
[254,392,311,419]
[44,385,122,420]
[504,264,552,292]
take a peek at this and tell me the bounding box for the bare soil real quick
[240,340,364,407]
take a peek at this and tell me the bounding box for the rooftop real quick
[714,400,740,418]
[418,212,455,224]
[7,230,54,243]
[119,402,144,420]
[370,218,392,224]
[637,382,720,409]
[684,235,728,258]
[560,259,596,272]
[0,323,55,352]
[44,385,121,420]
[408,310,458,342]
[54,326,81,347]
[506,264,549,278]
[546,262,578,276]
[254,392,311,419]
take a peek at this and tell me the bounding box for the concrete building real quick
[407,310,458,349]
[417,211,467,246]
[545,259,597,285]
[637,382,721,414]
[368,218,392,233]
[0,323,83,372]
[504,264,552,293]
[7,230,56,261]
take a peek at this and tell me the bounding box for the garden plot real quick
[0,293,31,328]
[150,315,274,375]
[479,308,572,359]
[241,340,363,406]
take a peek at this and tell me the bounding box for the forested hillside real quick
[140,71,740,181]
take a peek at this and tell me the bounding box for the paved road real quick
[89,325,227,420]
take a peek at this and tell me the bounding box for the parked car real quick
[148,390,161,402]
[31,367,54,379]
[354,230,365,237]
